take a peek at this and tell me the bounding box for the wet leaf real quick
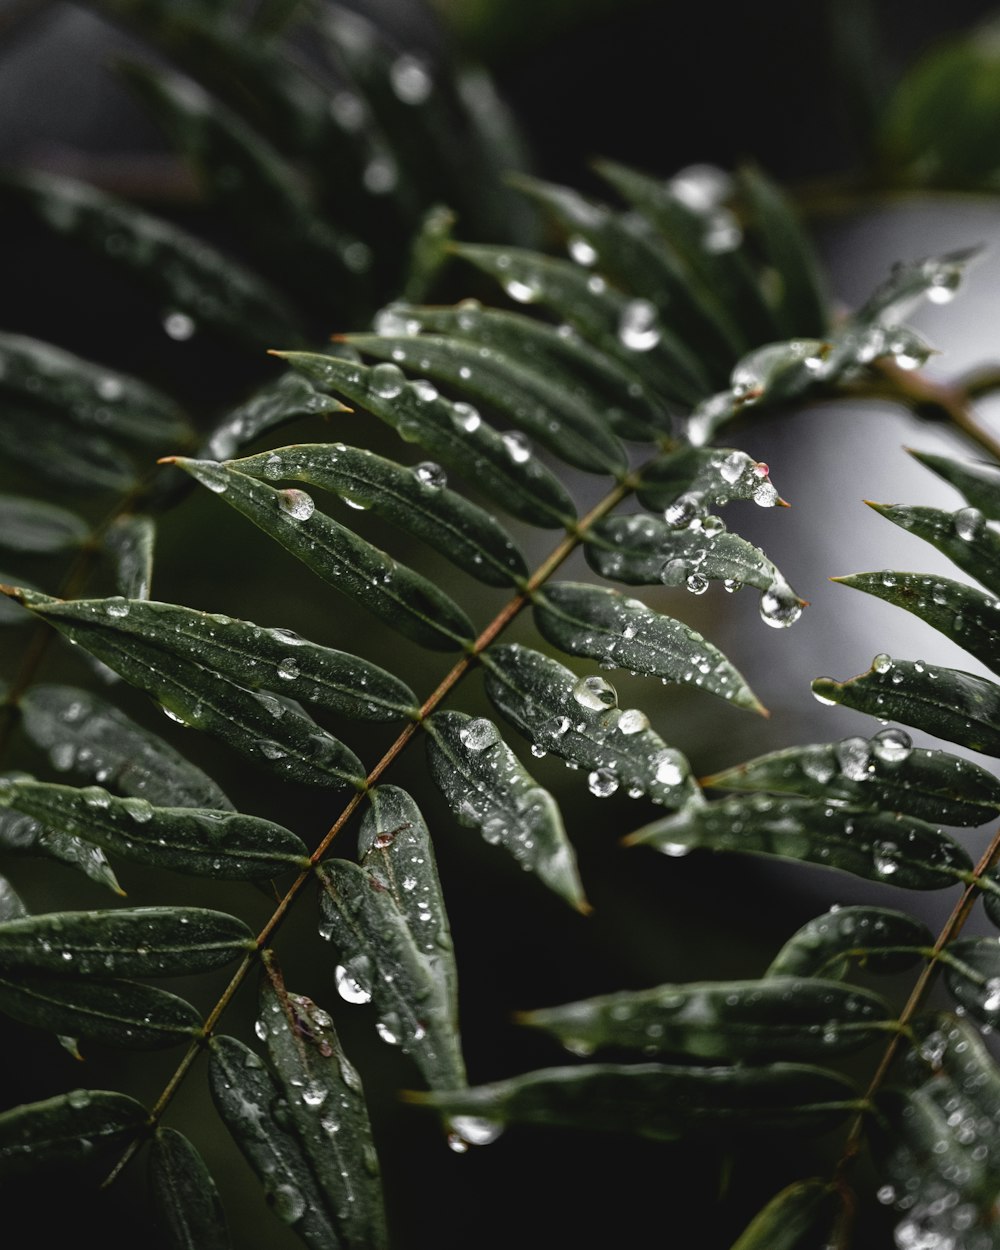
[729,1178,841,1250]
[425,710,586,911]
[203,374,349,462]
[636,445,783,514]
[912,449,1000,520]
[0,496,88,555]
[0,1089,147,1177]
[0,875,26,923]
[868,501,1000,599]
[0,801,123,895]
[105,515,155,600]
[942,938,1000,1027]
[0,404,136,493]
[149,1127,232,1250]
[766,906,932,979]
[851,247,980,329]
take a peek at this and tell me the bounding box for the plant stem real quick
[859,360,1000,462]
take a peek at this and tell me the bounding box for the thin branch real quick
[860,360,1000,462]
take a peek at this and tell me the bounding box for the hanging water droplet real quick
[567,234,598,266]
[459,718,500,751]
[448,1116,504,1147]
[335,959,373,1005]
[502,431,531,463]
[664,492,703,528]
[954,506,984,541]
[389,53,433,104]
[759,582,802,629]
[723,578,742,594]
[375,1018,401,1046]
[618,299,661,351]
[451,401,481,432]
[686,572,709,595]
[872,727,912,763]
[572,675,618,711]
[411,378,439,403]
[278,489,315,521]
[370,361,406,399]
[588,767,619,798]
[617,708,650,735]
[163,311,195,341]
[659,558,689,587]
[277,658,300,681]
[924,259,963,304]
[812,684,836,706]
[413,461,446,490]
[752,480,779,508]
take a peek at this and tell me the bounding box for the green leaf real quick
[21,683,234,810]
[852,247,980,328]
[0,404,137,493]
[340,331,628,475]
[909,1013,1000,1125]
[258,958,388,1247]
[0,572,39,626]
[0,331,191,446]
[149,1127,232,1250]
[703,736,1000,825]
[942,938,1000,1027]
[626,795,971,889]
[833,571,1000,675]
[209,1035,351,1249]
[520,977,891,1062]
[425,710,586,911]
[636,445,784,514]
[729,1179,841,1250]
[0,1089,147,1178]
[766,906,932,979]
[0,496,89,555]
[0,971,202,1049]
[812,659,1000,757]
[2,170,302,348]
[0,778,308,880]
[410,1061,860,1141]
[11,590,370,789]
[401,205,456,303]
[532,582,763,712]
[912,449,1000,519]
[229,442,527,587]
[105,515,155,600]
[0,874,26,923]
[204,374,350,462]
[170,459,475,651]
[316,858,466,1091]
[275,352,577,528]
[0,906,253,977]
[867,500,1000,599]
[0,801,123,895]
[483,643,699,809]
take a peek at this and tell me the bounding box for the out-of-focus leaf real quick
[0,801,123,895]
[853,248,980,330]
[0,778,308,880]
[316,858,465,1090]
[105,515,155,600]
[636,445,783,514]
[626,795,971,889]
[913,449,1000,519]
[9,590,370,789]
[910,1013,1000,1123]
[170,458,475,651]
[340,331,628,474]
[483,643,699,809]
[258,959,387,1248]
[729,1178,841,1250]
[520,977,890,1062]
[0,906,252,977]
[149,1127,232,1250]
[0,405,136,493]
[766,906,932,980]
[410,1061,860,1141]
[833,571,1000,675]
[532,583,763,712]
[402,204,456,303]
[21,684,234,810]
[868,501,1000,598]
[0,971,202,1049]
[0,875,26,923]
[704,737,1000,826]
[0,497,88,555]
[2,171,302,348]
[812,659,1000,757]
[230,443,527,587]
[204,374,349,462]
[425,710,586,910]
[276,351,577,528]
[942,938,1000,1028]
[0,1089,146,1177]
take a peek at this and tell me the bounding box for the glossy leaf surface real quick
[0,1089,147,1177]
[766,906,932,979]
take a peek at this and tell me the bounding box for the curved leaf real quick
[204,374,349,462]
[729,1179,841,1250]
[942,937,1000,1027]
[105,515,155,601]
[0,875,26,924]
[0,1089,147,1178]
[0,802,122,895]
[0,496,88,555]
[149,1128,232,1250]
[766,906,932,980]
[635,445,784,514]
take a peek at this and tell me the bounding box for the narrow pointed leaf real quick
[0,332,190,445]
[0,1089,147,1177]
[2,170,302,348]
[766,906,932,980]
[411,1061,859,1141]
[520,977,890,1062]
[425,710,586,910]
[316,859,465,1091]
[0,572,38,626]
[258,961,388,1247]
[627,795,971,888]
[105,515,155,600]
[912,449,1000,520]
[870,500,1000,597]
[0,779,308,879]
[0,906,253,977]
[277,351,576,528]
[171,459,475,650]
[0,404,136,493]
[853,247,980,329]
[204,374,349,462]
[812,659,1000,757]
[834,571,1000,674]
[209,1035,347,1249]
[0,971,202,1049]
[149,1128,232,1250]
[533,583,762,712]
[402,205,456,304]
[729,1179,841,1250]
[360,785,458,1015]
[636,445,782,513]
[0,497,88,555]
[230,443,527,587]
[21,684,234,810]
[704,737,1000,825]
[484,643,699,809]
[0,802,123,895]
[943,937,1000,1027]
[341,332,627,474]
[0,875,26,923]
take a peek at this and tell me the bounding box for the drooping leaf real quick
[812,659,1000,757]
[229,442,527,587]
[0,404,137,493]
[21,684,234,810]
[0,497,89,555]
[0,906,253,977]
[0,778,308,880]
[105,515,155,600]
[703,736,1000,825]
[169,459,475,651]
[626,795,971,889]
[425,710,586,911]
[519,977,891,1062]
[765,906,932,980]
[258,958,388,1247]
[316,858,465,1091]
[203,374,350,462]
[483,643,699,809]
[729,1179,842,1250]
[149,1127,232,1250]
[942,938,1000,1028]
[912,448,1000,519]
[532,582,763,712]
[0,801,123,895]
[410,1061,860,1141]
[275,351,577,528]
[0,1089,147,1178]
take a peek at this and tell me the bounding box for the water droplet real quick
[653,751,685,787]
[335,960,373,1005]
[257,740,288,760]
[411,378,439,403]
[502,431,531,463]
[163,311,195,341]
[659,558,689,587]
[277,658,300,682]
[752,480,778,508]
[572,675,618,711]
[664,492,703,528]
[331,90,365,131]
[67,1089,92,1110]
[701,514,726,536]
[448,1115,504,1147]
[588,767,619,798]
[723,578,742,594]
[363,154,398,195]
[375,1019,400,1046]
[451,401,481,432]
[105,598,130,618]
[374,305,420,336]
[872,653,892,674]
[873,841,899,876]
[617,708,650,735]
[567,234,598,266]
[390,53,433,104]
[414,461,446,490]
[686,572,709,595]
[954,507,984,541]
[669,164,732,212]
[837,736,872,782]
[278,489,315,521]
[504,277,539,304]
[370,362,406,399]
[759,582,802,629]
[302,1084,327,1108]
[872,727,912,763]
[271,1184,306,1225]
[618,299,661,352]
[459,718,500,751]
[254,1018,268,1040]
